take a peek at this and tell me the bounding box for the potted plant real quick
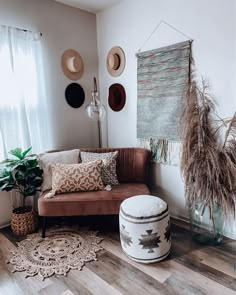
[180,79,236,245]
[0,147,43,235]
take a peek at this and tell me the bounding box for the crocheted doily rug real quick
[8,227,103,280]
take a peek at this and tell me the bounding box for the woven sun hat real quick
[108,83,126,112]
[61,49,84,80]
[106,46,126,77]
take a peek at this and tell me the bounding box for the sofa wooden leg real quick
[42,217,47,238]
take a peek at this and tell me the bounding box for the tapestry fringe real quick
[137,138,182,166]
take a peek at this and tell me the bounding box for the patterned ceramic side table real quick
[119,195,171,263]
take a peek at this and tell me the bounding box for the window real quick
[0,25,52,160]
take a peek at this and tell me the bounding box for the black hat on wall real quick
[65,83,85,108]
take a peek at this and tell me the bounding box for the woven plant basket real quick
[11,206,37,236]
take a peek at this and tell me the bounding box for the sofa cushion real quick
[51,160,104,194]
[38,149,80,192]
[80,151,119,186]
[38,183,150,216]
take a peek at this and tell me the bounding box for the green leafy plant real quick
[0,147,43,208]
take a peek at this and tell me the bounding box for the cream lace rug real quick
[7,227,103,280]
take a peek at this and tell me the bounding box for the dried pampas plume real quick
[180,79,236,220]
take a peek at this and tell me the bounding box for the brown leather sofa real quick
[38,148,151,237]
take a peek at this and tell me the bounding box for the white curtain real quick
[0,25,52,159]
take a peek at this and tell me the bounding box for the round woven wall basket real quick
[11,206,37,236]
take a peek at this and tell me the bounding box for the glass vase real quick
[189,202,224,246]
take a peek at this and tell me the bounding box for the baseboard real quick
[0,222,10,229]
[171,213,189,224]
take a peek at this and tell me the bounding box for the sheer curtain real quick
[0,25,52,159]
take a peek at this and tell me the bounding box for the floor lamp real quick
[85,77,106,148]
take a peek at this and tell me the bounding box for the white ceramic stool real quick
[119,195,171,263]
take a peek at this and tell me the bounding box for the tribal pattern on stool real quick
[164,220,171,243]
[120,225,133,247]
[139,230,161,253]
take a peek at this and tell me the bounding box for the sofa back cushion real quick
[38,149,80,192]
[80,148,151,184]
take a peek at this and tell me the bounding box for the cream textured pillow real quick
[80,151,119,186]
[51,160,104,194]
[38,149,80,192]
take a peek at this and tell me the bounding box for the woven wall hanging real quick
[137,40,192,165]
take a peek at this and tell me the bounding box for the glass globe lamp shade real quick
[86,91,106,121]
[86,102,106,121]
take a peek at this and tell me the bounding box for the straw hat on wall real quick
[106,46,126,77]
[61,49,84,80]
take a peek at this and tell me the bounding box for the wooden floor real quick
[0,217,235,295]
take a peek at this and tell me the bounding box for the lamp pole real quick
[98,120,102,148]
[93,77,102,148]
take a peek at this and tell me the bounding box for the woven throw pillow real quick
[38,149,80,192]
[51,160,104,194]
[80,151,119,186]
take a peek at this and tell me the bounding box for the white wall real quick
[0,0,99,227]
[97,0,236,237]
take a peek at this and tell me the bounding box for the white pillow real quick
[38,149,80,192]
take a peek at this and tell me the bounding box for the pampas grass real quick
[180,79,236,220]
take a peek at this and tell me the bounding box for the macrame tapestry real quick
[137,40,192,165]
